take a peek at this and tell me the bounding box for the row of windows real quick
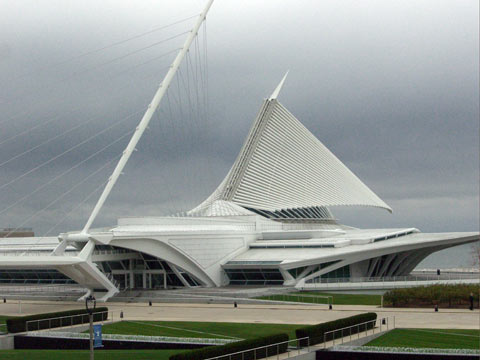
[0,279,75,284]
[373,230,415,242]
[226,261,282,265]
[250,244,334,249]
[0,269,75,284]
[244,206,333,220]
[224,268,284,285]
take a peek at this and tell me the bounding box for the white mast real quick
[80,0,214,236]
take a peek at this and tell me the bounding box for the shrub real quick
[296,312,377,346]
[384,284,480,308]
[169,333,289,360]
[6,307,108,333]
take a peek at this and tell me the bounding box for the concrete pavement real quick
[0,300,478,329]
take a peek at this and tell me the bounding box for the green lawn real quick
[0,349,183,360]
[365,328,480,349]
[257,292,381,306]
[101,320,303,340]
[2,321,305,359]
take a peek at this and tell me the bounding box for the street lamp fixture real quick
[85,295,96,360]
[85,295,96,314]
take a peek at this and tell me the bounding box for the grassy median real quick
[257,292,381,306]
[365,328,480,349]
[101,320,303,340]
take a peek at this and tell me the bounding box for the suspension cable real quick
[42,177,111,237]
[0,52,176,148]
[0,129,135,218]
[0,107,145,192]
[6,14,199,83]
[8,155,121,240]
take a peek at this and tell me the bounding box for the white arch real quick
[111,237,217,287]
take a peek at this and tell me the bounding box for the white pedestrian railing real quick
[306,274,479,284]
[323,316,394,349]
[261,294,332,306]
[0,285,85,293]
[336,345,480,356]
[0,251,78,256]
[26,331,236,345]
[25,309,121,332]
[92,249,135,256]
[204,337,310,360]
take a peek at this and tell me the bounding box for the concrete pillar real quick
[129,259,134,289]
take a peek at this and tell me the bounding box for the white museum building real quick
[0,2,477,301]
[0,76,477,301]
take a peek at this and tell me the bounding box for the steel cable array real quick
[0,6,211,236]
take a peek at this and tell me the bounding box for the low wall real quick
[316,349,478,360]
[0,335,14,350]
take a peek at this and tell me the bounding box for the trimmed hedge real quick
[7,307,108,333]
[296,312,377,346]
[384,284,480,308]
[169,333,289,360]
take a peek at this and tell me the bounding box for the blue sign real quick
[93,324,103,348]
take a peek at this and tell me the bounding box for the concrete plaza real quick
[0,300,478,329]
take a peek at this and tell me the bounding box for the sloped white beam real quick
[81,0,214,235]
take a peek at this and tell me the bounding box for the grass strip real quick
[257,292,381,306]
[365,328,480,349]
[101,320,303,340]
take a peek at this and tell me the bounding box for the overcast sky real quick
[0,0,478,264]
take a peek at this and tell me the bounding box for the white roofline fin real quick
[269,71,289,100]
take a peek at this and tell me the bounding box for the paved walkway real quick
[0,301,478,329]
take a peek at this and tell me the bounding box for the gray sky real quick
[0,0,478,258]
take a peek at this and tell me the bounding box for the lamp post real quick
[85,295,96,360]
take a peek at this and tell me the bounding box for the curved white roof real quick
[187,200,254,217]
[192,77,392,214]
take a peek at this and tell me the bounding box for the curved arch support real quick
[111,237,217,287]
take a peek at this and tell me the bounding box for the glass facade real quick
[305,263,351,283]
[250,244,334,249]
[373,230,415,242]
[287,260,341,279]
[287,266,307,278]
[224,268,284,285]
[95,246,202,289]
[0,269,75,284]
[244,206,333,220]
[321,265,350,279]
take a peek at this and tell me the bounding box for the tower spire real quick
[269,71,289,100]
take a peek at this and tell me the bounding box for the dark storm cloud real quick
[0,0,478,241]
